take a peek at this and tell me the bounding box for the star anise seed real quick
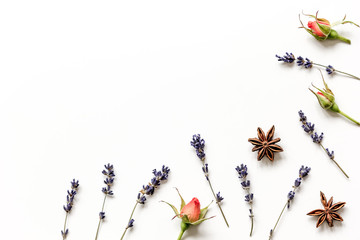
[248,125,283,161]
[307,191,346,228]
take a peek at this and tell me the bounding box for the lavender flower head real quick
[269,165,311,240]
[276,52,360,81]
[235,164,254,236]
[298,110,348,178]
[102,164,115,196]
[95,164,116,240]
[190,134,229,227]
[287,166,311,208]
[276,52,295,63]
[61,179,80,239]
[120,165,170,240]
[139,165,170,203]
[190,134,206,160]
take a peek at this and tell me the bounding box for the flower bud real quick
[180,198,201,223]
[307,19,330,38]
[300,11,358,44]
[309,71,340,113]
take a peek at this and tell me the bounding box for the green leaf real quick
[199,200,213,220]
[189,216,215,225]
[181,215,191,224]
[175,188,186,210]
[316,21,331,37]
[342,20,360,28]
[160,200,179,216]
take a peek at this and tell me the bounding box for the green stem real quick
[339,111,360,125]
[246,185,254,236]
[336,35,351,44]
[312,63,360,80]
[319,144,349,178]
[204,164,229,228]
[269,201,288,240]
[177,230,185,240]
[95,195,107,240]
[177,222,189,240]
[120,202,139,240]
[334,70,360,80]
[63,212,68,240]
[250,213,254,237]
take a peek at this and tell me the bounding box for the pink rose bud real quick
[309,71,360,125]
[299,11,359,44]
[307,20,330,37]
[180,198,201,222]
[161,189,214,240]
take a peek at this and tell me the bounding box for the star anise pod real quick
[307,191,346,228]
[248,125,283,161]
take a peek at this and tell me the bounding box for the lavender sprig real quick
[235,164,254,236]
[276,52,360,80]
[298,110,349,178]
[269,166,311,240]
[95,164,115,240]
[120,165,170,240]
[191,134,229,227]
[61,179,79,240]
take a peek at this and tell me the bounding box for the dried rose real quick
[161,188,214,240]
[309,71,360,125]
[299,11,359,44]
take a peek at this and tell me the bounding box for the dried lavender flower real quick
[298,110,349,178]
[235,164,254,236]
[269,166,310,239]
[216,192,224,203]
[191,134,229,227]
[95,164,116,240]
[61,179,79,240]
[120,165,170,240]
[276,52,360,80]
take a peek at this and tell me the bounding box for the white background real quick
[1,1,359,239]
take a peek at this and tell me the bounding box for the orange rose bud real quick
[180,198,201,223]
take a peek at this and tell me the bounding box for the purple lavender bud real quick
[326,65,335,74]
[298,110,307,123]
[216,192,224,203]
[299,165,311,178]
[127,219,134,228]
[99,212,105,219]
[245,193,254,203]
[326,148,334,159]
[235,164,248,179]
[241,180,251,189]
[311,132,323,143]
